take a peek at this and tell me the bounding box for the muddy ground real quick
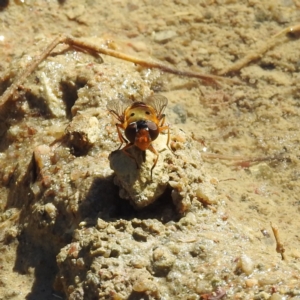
[0,0,300,299]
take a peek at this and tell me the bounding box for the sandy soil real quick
[0,1,300,299]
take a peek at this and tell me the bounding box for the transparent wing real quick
[106,98,133,122]
[144,94,168,118]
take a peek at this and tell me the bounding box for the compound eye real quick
[147,121,159,141]
[125,122,137,143]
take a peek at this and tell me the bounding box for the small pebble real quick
[44,203,57,219]
[249,163,273,179]
[269,294,284,300]
[179,212,197,226]
[238,254,254,275]
[133,227,148,242]
[153,30,177,43]
[151,246,176,276]
[130,256,148,268]
[190,241,208,260]
[132,278,157,293]
[97,218,108,230]
[245,278,258,287]
[258,276,278,286]
[34,144,51,170]
[253,291,271,299]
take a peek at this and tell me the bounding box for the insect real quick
[107,94,170,179]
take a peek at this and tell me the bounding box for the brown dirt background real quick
[0,0,300,299]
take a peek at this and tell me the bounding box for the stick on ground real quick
[219,24,300,76]
[271,222,286,260]
[0,34,240,110]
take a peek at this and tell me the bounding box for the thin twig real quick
[63,35,240,84]
[219,23,300,75]
[0,34,240,110]
[0,35,65,107]
[202,153,284,163]
[271,222,286,260]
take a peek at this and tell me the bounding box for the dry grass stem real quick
[0,34,240,110]
[271,222,286,260]
[219,24,300,75]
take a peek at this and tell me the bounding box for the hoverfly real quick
[107,94,170,179]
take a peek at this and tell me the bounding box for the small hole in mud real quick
[67,136,92,157]
[259,63,275,70]
[25,91,52,117]
[60,80,87,119]
[128,291,150,300]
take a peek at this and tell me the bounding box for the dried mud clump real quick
[109,126,218,211]
[0,38,218,299]
[55,208,300,300]
[56,217,211,300]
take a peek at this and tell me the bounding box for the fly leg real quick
[120,143,139,169]
[147,144,159,181]
[159,115,171,149]
[115,123,128,150]
[159,123,173,154]
[116,124,142,170]
[159,125,170,147]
